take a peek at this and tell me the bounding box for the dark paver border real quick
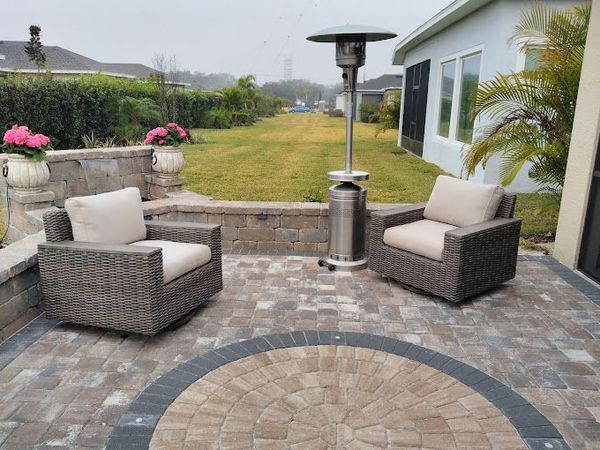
[0,314,58,371]
[107,331,570,450]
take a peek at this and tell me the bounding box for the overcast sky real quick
[4,0,453,85]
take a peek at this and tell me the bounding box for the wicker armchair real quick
[38,209,223,335]
[369,193,521,302]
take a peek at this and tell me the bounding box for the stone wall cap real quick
[1,146,153,164]
[0,231,45,284]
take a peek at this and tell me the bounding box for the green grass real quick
[182,114,559,238]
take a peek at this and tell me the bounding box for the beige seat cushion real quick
[423,175,504,228]
[130,240,211,284]
[65,187,146,244]
[383,219,457,261]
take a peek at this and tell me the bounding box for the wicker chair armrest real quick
[445,218,521,240]
[443,218,522,262]
[144,221,222,255]
[370,202,426,239]
[38,241,164,310]
[38,240,162,256]
[38,241,164,286]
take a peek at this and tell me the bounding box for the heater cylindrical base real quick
[324,181,368,271]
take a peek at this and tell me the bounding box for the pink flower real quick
[34,133,49,147]
[3,129,16,145]
[144,135,154,144]
[158,139,166,145]
[175,126,187,138]
[156,127,168,137]
[26,135,43,148]
[167,122,177,128]
[4,126,30,146]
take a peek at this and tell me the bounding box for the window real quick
[456,54,481,143]
[436,50,482,144]
[524,48,543,70]
[438,61,456,138]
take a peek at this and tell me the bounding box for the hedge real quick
[0,75,219,149]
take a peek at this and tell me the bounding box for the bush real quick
[376,92,402,136]
[230,110,257,126]
[327,108,344,117]
[0,75,219,149]
[359,103,379,123]
[200,108,232,129]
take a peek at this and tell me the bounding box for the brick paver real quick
[150,346,526,449]
[0,255,599,448]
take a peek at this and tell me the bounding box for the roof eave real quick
[391,0,494,65]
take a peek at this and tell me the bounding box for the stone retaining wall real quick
[0,146,153,207]
[145,194,396,252]
[0,233,45,343]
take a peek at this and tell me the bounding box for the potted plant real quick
[144,122,189,178]
[2,125,51,193]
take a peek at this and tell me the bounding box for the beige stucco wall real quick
[554,0,600,268]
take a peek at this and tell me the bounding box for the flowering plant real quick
[2,125,51,161]
[144,122,189,147]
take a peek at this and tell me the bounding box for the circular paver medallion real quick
[150,345,525,449]
[108,332,567,450]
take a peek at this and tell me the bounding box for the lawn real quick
[183,114,559,239]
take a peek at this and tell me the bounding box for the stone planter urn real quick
[152,146,185,179]
[4,154,50,193]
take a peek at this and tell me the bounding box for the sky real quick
[4,0,454,86]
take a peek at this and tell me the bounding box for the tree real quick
[462,3,591,190]
[151,53,181,122]
[24,25,46,72]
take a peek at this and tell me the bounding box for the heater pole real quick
[345,91,353,174]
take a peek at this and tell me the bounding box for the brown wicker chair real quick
[38,209,223,335]
[368,194,521,302]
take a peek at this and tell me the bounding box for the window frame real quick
[433,45,484,146]
[516,44,545,71]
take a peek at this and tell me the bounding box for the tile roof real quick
[356,74,403,91]
[0,40,158,79]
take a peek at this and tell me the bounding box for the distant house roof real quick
[0,40,160,79]
[392,0,494,64]
[356,74,404,92]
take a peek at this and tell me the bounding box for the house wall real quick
[398,0,581,192]
[335,94,345,111]
[554,1,600,269]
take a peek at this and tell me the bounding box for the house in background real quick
[334,73,403,120]
[392,0,582,192]
[0,40,185,85]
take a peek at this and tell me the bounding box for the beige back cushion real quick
[423,176,504,228]
[65,187,147,244]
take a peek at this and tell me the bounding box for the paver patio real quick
[0,253,599,449]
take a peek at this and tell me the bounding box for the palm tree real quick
[462,3,591,190]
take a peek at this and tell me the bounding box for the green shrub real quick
[109,96,163,144]
[0,75,218,149]
[376,92,402,136]
[359,103,379,123]
[231,110,257,126]
[327,108,344,117]
[200,108,232,129]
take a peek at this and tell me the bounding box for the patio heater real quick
[307,25,397,271]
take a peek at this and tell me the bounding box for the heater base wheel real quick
[318,259,336,271]
[318,257,368,272]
